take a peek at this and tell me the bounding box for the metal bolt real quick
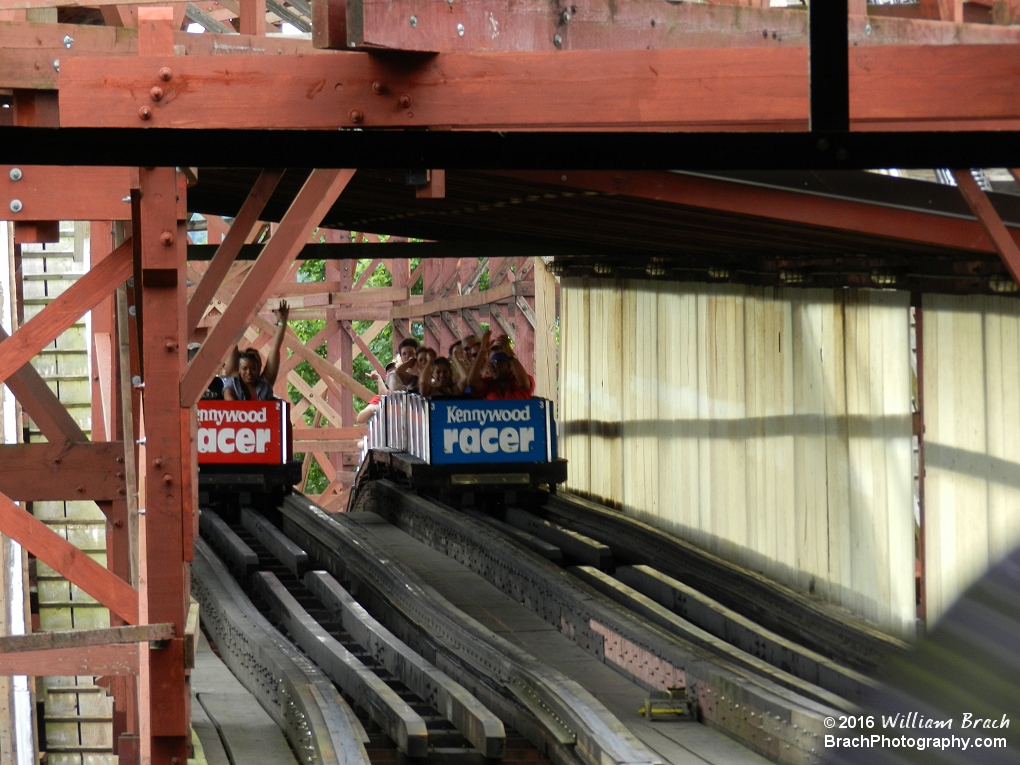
[128,305,137,317]
[63,35,74,48]
[138,106,152,120]
[127,276,134,288]
[113,519,124,529]
[136,438,146,446]
[160,230,174,246]
[159,67,172,81]
[163,474,173,485]
[164,340,177,351]
[9,199,22,213]
[150,86,164,102]
[349,109,363,123]
[409,15,417,26]
[399,94,412,108]
[553,34,562,47]
[865,23,872,34]
[76,485,85,493]
[9,168,22,181]
[52,59,59,72]
[131,374,143,387]
[154,458,164,468]
[457,23,464,36]
[372,81,386,95]
[561,10,570,22]
[138,508,146,515]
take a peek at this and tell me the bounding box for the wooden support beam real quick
[0,238,132,386]
[0,325,88,443]
[0,623,172,653]
[390,281,533,319]
[57,44,1020,132]
[187,169,283,335]
[952,169,1020,284]
[59,49,809,131]
[1,166,134,220]
[494,170,1020,257]
[0,491,139,624]
[0,644,139,676]
[0,442,126,501]
[136,166,190,753]
[180,169,356,406]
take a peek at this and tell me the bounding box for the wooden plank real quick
[181,169,357,406]
[0,644,139,676]
[292,427,365,440]
[0,623,171,653]
[0,442,125,501]
[953,169,1020,284]
[0,491,138,624]
[58,48,810,131]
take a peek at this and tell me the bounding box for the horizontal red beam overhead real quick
[0,442,126,501]
[57,45,1020,131]
[0,490,138,625]
[0,166,136,221]
[0,644,139,676]
[322,0,1020,52]
[492,170,1010,256]
[0,238,132,387]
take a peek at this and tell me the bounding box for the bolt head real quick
[62,35,74,48]
[128,306,137,317]
[457,22,465,36]
[409,14,417,26]
[562,10,570,22]
[9,168,22,181]
[9,199,22,213]
[349,109,363,123]
[372,81,385,95]
[399,94,412,108]
[150,86,164,102]
[138,106,152,121]
[160,230,175,245]
[52,59,59,72]
[159,67,172,81]
[553,34,563,47]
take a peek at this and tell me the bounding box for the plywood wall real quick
[560,280,917,637]
[923,294,1020,624]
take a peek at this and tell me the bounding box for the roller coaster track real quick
[194,480,908,765]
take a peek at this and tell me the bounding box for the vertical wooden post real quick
[391,259,412,345]
[326,247,354,423]
[136,167,189,765]
[239,0,267,36]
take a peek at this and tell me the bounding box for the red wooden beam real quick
[0,644,139,676]
[57,45,1020,132]
[1,166,135,220]
[136,167,190,754]
[0,442,125,501]
[0,490,139,624]
[59,49,810,130]
[187,169,283,335]
[0,238,133,386]
[491,170,1020,256]
[180,169,357,406]
[952,169,1020,284]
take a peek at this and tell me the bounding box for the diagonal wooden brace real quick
[953,169,1020,285]
[0,238,133,386]
[181,169,356,406]
[0,490,139,625]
